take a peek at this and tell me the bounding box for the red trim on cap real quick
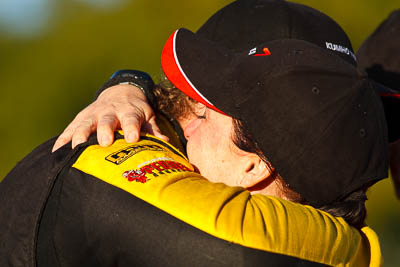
[380,93,400,99]
[161,30,226,115]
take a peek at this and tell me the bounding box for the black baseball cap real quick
[357,9,400,143]
[161,28,388,207]
[196,0,357,65]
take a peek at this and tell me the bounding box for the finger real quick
[53,104,96,151]
[97,114,118,147]
[71,118,96,149]
[142,117,169,142]
[52,127,75,152]
[120,113,144,143]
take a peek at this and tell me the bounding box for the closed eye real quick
[196,113,206,119]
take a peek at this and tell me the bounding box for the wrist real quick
[118,81,146,95]
[96,70,156,107]
[97,83,147,102]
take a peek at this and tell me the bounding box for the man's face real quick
[179,102,251,186]
[157,85,253,186]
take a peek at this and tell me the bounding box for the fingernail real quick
[127,132,136,143]
[160,134,169,142]
[101,136,110,146]
[52,143,59,152]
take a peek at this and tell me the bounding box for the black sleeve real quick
[0,137,87,267]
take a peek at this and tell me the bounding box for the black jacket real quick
[0,132,380,267]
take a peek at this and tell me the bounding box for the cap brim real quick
[161,28,230,115]
[380,91,400,99]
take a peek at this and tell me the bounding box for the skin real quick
[184,103,264,187]
[182,102,283,196]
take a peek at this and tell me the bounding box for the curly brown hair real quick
[154,73,197,121]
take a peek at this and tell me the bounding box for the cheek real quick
[185,130,215,175]
[186,134,233,181]
[182,117,202,140]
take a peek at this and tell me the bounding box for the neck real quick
[248,179,289,201]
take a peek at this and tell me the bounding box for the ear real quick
[239,154,273,190]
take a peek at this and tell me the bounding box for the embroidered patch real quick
[106,144,164,165]
[123,159,192,183]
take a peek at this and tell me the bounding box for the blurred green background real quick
[1,0,399,265]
